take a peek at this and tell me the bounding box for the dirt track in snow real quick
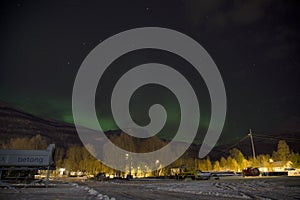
[1,176,299,199]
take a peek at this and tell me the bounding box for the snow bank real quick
[69,182,116,200]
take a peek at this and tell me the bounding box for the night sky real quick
[0,0,299,144]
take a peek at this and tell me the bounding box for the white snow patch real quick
[97,193,103,199]
[83,186,90,191]
[145,182,252,199]
[88,188,98,195]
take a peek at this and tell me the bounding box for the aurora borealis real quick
[0,0,299,145]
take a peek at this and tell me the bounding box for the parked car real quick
[94,172,108,181]
[196,171,220,180]
[242,167,260,176]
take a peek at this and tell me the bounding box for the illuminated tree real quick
[55,147,65,168]
[226,156,238,171]
[198,159,206,171]
[277,140,290,161]
[256,154,271,168]
[29,134,47,149]
[213,160,221,171]
[248,157,259,167]
[205,157,213,171]
[272,140,290,161]
[290,152,300,168]
[220,156,227,170]
[7,137,32,149]
[7,134,47,150]
[229,148,245,166]
[64,145,82,171]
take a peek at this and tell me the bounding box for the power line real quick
[210,132,299,156]
[225,135,249,150]
[252,134,300,142]
[213,134,249,155]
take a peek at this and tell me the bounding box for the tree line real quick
[1,134,300,176]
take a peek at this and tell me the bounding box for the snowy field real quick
[0,177,299,200]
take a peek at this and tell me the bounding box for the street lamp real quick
[125,154,129,177]
[155,160,160,176]
[144,165,148,177]
[125,153,133,179]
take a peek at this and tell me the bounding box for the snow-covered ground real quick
[90,177,300,200]
[143,177,300,199]
[1,177,299,200]
[0,182,115,200]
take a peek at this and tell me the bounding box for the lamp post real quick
[129,156,132,176]
[155,160,160,176]
[144,165,148,177]
[125,153,133,179]
[125,153,129,177]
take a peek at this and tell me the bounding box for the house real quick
[270,161,292,172]
[259,160,292,173]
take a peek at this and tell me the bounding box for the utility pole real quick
[248,129,256,159]
[129,156,132,176]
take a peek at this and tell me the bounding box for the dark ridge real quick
[0,101,299,161]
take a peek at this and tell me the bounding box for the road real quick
[85,176,300,199]
[1,176,299,199]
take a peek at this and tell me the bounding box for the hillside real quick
[0,101,82,149]
[0,101,299,161]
